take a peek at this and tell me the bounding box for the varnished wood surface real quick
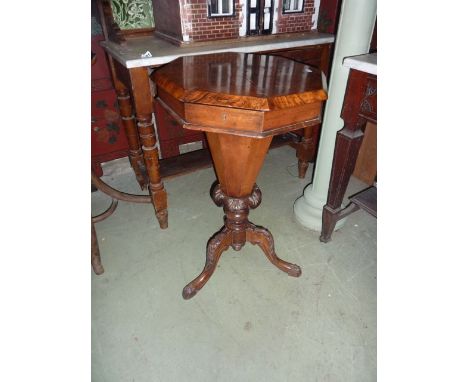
[353,122,377,185]
[153,53,327,111]
[152,53,327,137]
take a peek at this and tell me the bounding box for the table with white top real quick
[100,32,335,229]
[320,53,377,243]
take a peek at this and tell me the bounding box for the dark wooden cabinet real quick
[154,100,208,159]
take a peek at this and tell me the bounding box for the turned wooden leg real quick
[246,223,301,277]
[296,125,321,178]
[136,114,168,229]
[320,123,365,242]
[91,220,104,275]
[116,88,148,189]
[182,228,232,300]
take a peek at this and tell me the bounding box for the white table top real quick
[101,32,335,68]
[343,53,377,75]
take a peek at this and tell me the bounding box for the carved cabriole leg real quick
[182,227,232,300]
[297,125,321,179]
[116,88,147,189]
[137,115,168,229]
[91,220,104,275]
[320,122,365,242]
[246,224,301,277]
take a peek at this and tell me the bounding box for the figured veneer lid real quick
[152,52,327,112]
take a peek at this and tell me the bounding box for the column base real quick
[293,186,347,232]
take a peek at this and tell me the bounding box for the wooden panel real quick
[268,46,322,68]
[353,122,377,185]
[185,103,264,132]
[264,103,322,129]
[157,87,186,120]
[151,0,182,41]
[261,44,332,75]
[349,186,377,217]
[358,76,377,123]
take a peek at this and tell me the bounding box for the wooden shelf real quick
[349,186,377,217]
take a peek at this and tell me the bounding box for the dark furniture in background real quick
[91,53,152,275]
[91,170,152,274]
[91,27,130,176]
[320,54,377,243]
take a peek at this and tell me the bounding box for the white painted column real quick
[293,0,376,231]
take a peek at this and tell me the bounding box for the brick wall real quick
[276,0,315,34]
[183,0,243,42]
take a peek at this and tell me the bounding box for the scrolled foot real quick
[182,284,198,300]
[92,258,105,275]
[181,228,232,300]
[246,224,302,278]
[285,263,302,277]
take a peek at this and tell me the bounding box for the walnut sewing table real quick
[152,53,327,299]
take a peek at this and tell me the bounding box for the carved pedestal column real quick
[182,183,301,299]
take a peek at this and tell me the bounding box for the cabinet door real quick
[91,89,129,159]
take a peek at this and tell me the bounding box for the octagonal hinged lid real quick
[152,52,328,137]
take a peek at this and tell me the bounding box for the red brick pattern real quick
[181,0,316,42]
[276,0,315,34]
[184,0,243,41]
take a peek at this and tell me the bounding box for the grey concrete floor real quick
[92,145,376,382]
